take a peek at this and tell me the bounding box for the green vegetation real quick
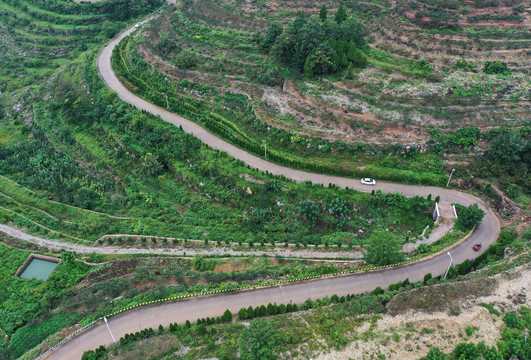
[424,306,531,359]
[0,233,370,358]
[268,10,365,75]
[239,319,283,360]
[469,128,530,200]
[113,33,447,186]
[1,0,529,358]
[82,290,390,359]
[76,229,530,359]
[0,244,90,359]
[0,0,163,90]
[363,229,406,266]
[483,61,510,76]
[455,204,485,232]
[0,49,433,245]
[117,0,529,199]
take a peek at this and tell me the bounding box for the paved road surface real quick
[40,17,501,360]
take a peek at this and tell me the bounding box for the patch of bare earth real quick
[313,263,531,360]
[107,333,181,360]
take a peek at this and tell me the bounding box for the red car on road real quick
[473,243,482,251]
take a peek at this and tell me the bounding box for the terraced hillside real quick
[111,0,529,203]
[128,0,529,144]
[0,0,163,91]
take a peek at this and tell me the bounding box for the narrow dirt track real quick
[37,11,501,360]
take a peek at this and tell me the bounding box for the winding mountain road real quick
[38,17,502,360]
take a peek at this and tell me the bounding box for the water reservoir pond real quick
[20,258,59,280]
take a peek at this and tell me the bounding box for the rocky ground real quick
[315,261,530,360]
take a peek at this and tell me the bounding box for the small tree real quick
[453,343,481,360]
[267,303,278,315]
[503,312,521,328]
[278,304,287,314]
[363,230,405,266]
[239,308,248,320]
[335,4,347,24]
[483,60,509,75]
[222,309,233,322]
[196,323,207,335]
[155,32,178,56]
[247,305,255,319]
[239,319,284,360]
[319,4,327,22]
[61,251,74,264]
[371,286,384,295]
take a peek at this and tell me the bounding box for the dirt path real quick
[0,224,364,259]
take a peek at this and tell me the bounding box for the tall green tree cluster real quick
[258,7,366,76]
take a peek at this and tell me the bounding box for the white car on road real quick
[361,178,376,186]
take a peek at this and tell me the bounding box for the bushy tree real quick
[267,303,278,315]
[239,308,248,320]
[274,11,364,75]
[453,342,481,360]
[239,319,284,360]
[425,347,448,360]
[196,323,207,335]
[304,42,337,76]
[488,131,527,164]
[261,22,283,52]
[455,203,485,231]
[423,273,432,284]
[503,312,521,328]
[483,61,510,75]
[278,304,287,314]
[329,197,351,229]
[249,208,270,229]
[339,17,365,47]
[363,230,405,266]
[275,13,323,71]
[299,200,319,227]
[61,251,74,264]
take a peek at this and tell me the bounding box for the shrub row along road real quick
[41,18,501,360]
